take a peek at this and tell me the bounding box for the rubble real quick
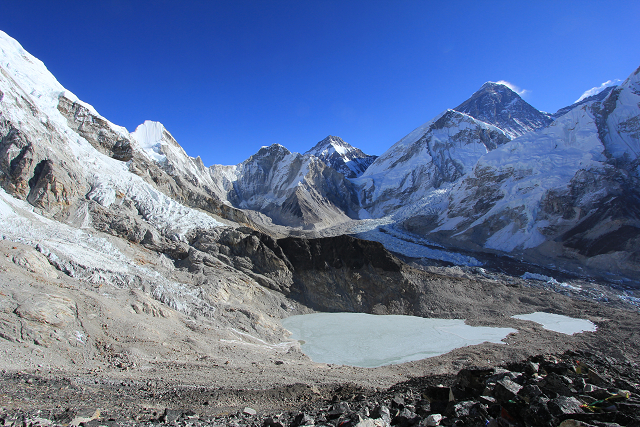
[1,350,639,427]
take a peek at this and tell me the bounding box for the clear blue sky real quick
[2,1,639,166]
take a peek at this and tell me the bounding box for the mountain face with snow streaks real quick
[401,66,640,279]
[353,108,512,218]
[351,82,556,219]
[214,143,360,229]
[453,82,554,138]
[304,135,378,178]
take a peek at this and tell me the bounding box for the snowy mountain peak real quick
[480,81,514,92]
[309,135,350,152]
[131,120,184,164]
[252,143,292,160]
[305,136,377,178]
[454,82,553,138]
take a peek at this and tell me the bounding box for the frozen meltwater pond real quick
[512,312,597,335]
[281,313,517,368]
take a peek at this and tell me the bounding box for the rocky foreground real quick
[1,350,639,427]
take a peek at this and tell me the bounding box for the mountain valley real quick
[1,29,640,426]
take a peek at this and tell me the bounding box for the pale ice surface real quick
[282,313,516,368]
[512,312,596,335]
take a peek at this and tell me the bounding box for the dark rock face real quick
[0,114,86,218]
[57,95,133,162]
[454,82,553,137]
[0,120,35,198]
[276,235,418,314]
[277,234,402,272]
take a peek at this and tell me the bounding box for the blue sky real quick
[2,1,639,166]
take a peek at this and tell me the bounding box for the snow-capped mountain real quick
[397,66,640,279]
[353,109,511,217]
[210,143,360,228]
[352,81,558,219]
[1,26,639,282]
[304,135,377,178]
[552,85,617,119]
[0,29,231,276]
[453,82,553,138]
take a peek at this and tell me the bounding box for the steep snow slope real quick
[304,135,377,178]
[552,86,617,119]
[453,82,553,138]
[353,110,510,217]
[0,31,224,239]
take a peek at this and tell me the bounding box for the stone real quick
[292,412,314,426]
[81,420,120,427]
[479,395,497,405]
[548,396,584,417]
[426,386,453,413]
[523,399,554,427]
[392,408,418,427]
[493,379,522,403]
[446,401,475,418]
[540,372,576,396]
[518,384,543,403]
[327,402,351,419]
[525,361,540,376]
[557,420,598,427]
[488,369,521,384]
[415,400,431,417]
[583,384,611,400]
[424,414,443,426]
[587,369,611,387]
[391,394,406,408]
[160,409,183,423]
[243,407,257,416]
[456,368,494,396]
[69,409,100,426]
[371,405,391,424]
[354,418,389,427]
[263,417,284,427]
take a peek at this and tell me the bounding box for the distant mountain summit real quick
[304,136,377,178]
[454,82,553,138]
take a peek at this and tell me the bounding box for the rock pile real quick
[259,351,640,427]
[1,351,639,427]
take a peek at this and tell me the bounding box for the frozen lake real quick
[281,313,517,368]
[512,312,596,335]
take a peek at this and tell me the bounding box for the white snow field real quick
[512,312,597,335]
[282,313,517,368]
